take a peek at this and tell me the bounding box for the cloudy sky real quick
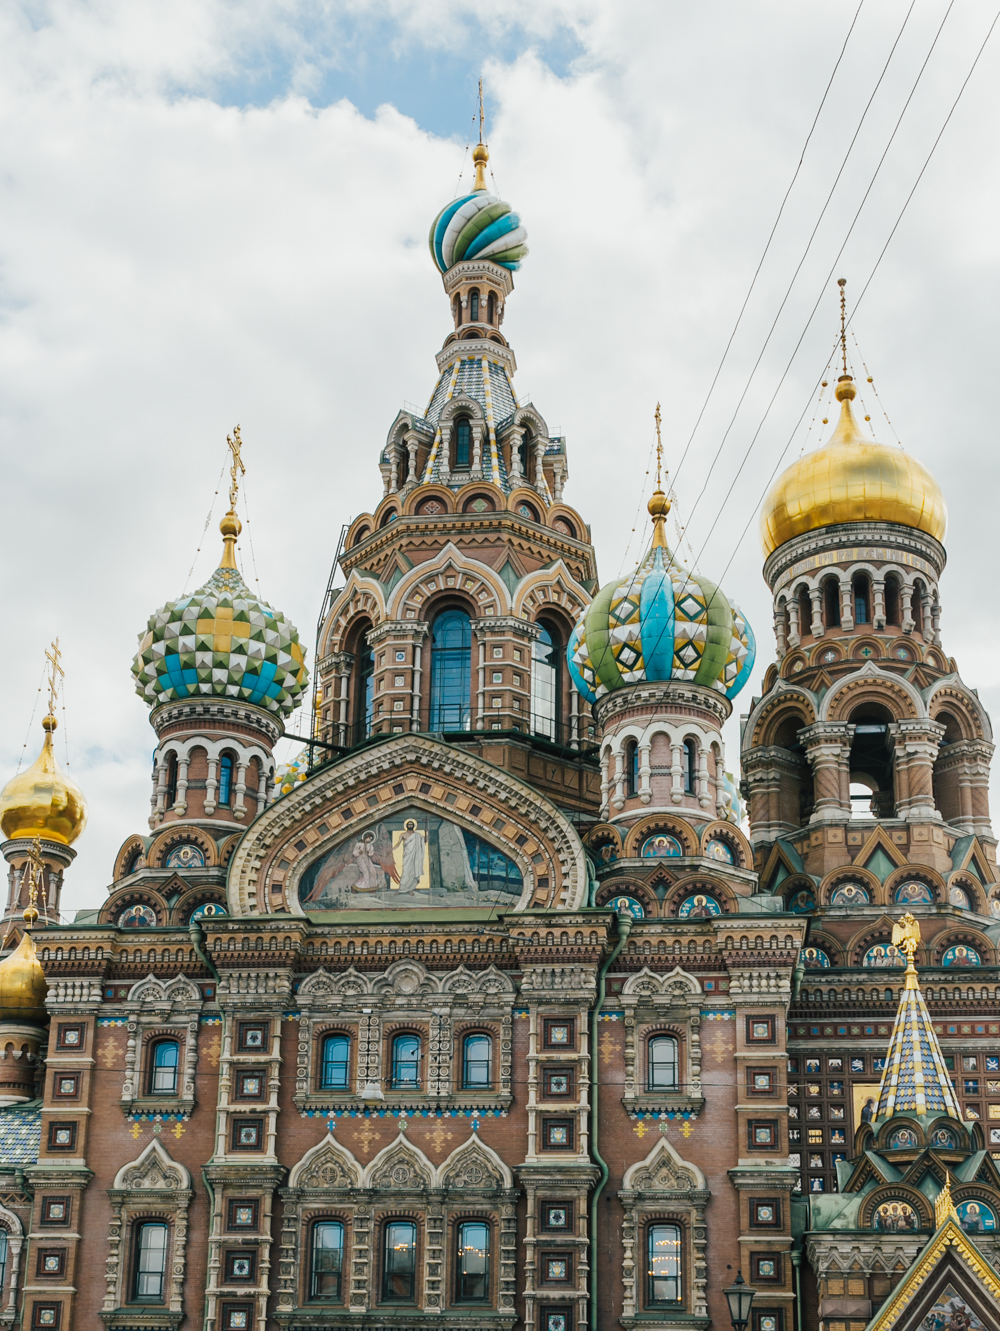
[2,0,998,916]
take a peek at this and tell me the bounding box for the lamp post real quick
[723,1272,756,1331]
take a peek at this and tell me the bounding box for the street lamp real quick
[722,1272,757,1331]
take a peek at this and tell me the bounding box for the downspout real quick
[202,1169,216,1331]
[791,1249,803,1331]
[589,910,632,1331]
[584,850,599,909]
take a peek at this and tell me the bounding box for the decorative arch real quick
[147,824,218,870]
[927,681,991,741]
[848,917,909,969]
[511,558,591,623]
[113,834,149,882]
[595,882,657,918]
[545,504,583,540]
[697,820,752,869]
[319,573,388,657]
[362,1135,435,1191]
[401,483,456,517]
[821,864,884,907]
[663,875,734,918]
[822,663,924,723]
[931,930,992,967]
[437,1133,513,1190]
[801,932,843,967]
[623,815,699,860]
[585,823,623,865]
[621,966,701,998]
[386,540,512,622]
[287,1132,362,1190]
[99,888,168,928]
[746,683,817,748]
[883,864,946,908]
[858,1183,933,1231]
[105,1139,193,1319]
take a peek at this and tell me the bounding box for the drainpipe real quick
[202,1169,216,1331]
[791,1249,803,1331]
[589,910,632,1331]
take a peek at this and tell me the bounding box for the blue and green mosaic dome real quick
[567,545,755,705]
[132,564,308,717]
[429,191,528,273]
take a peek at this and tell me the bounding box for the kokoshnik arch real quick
[0,123,997,1331]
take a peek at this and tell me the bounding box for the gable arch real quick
[822,665,924,723]
[621,1135,707,1192]
[363,1135,435,1191]
[288,1132,362,1189]
[623,815,699,859]
[747,685,817,749]
[438,1133,514,1191]
[386,541,512,621]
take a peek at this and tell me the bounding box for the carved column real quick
[809,588,823,638]
[872,578,886,630]
[900,584,914,634]
[787,595,801,648]
[840,578,855,632]
[888,720,945,821]
[800,723,853,823]
[405,434,419,485]
[638,741,652,805]
[773,603,788,661]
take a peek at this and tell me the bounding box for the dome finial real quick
[834,278,856,402]
[472,78,489,192]
[647,402,672,548]
[220,425,245,570]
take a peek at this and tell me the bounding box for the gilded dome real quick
[0,716,87,846]
[0,932,48,1024]
[760,377,947,557]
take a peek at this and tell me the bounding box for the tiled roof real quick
[0,1100,41,1165]
[874,965,962,1121]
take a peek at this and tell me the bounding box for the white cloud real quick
[1,0,998,913]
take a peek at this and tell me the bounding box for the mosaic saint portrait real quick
[872,1200,919,1232]
[787,889,816,914]
[942,944,981,968]
[888,1127,918,1149]
[297,807,524,910]
[957,1200,996,1233]
[800,948,831,969]
[677,893,722,918]
[641,833,683,858]
[704,838,735,863]
[830,882,870,906]
[607,895,644,919]
[893,880,933,906]
[863,943,904,968]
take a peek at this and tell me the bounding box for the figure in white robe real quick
[397,821,428,893]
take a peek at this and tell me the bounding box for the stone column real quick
[800,723,854,823]
[471,422,483,478]
[438,424,451,482]
[405,435,419,485]
[900,584,914,634]
[740,747,808,844]
[205,758,219,816]
[872,578,886,630]
[533,440,545,490]
[809,588,823,638]
[611,750,626,812]
[671,741,684,805]
[638,741,652,805]
[509,430,523,483]
[787,596,801,649]
[888,720,945,821]
[174,755,190,815]
[552,461,566,502]
[840,579,855,632]
[389,444,399,494]
[233,760,249,820]
[697,745,711,809]
[773,603,788,660]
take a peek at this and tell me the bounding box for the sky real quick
[2,0,999,916]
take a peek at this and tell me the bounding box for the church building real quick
[0,130,997,1331]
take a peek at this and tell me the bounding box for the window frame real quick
[131,1219,169,1304]
[428,610,472,731]
[454,417,472,470]
[380,1218,418,1304]
[218,753,234,806]
[647,1034,680,1092]
[461,1033,493,1091]
[147,1038,181,1096]
[223,1251,257,1284]
[309,1218,345,1303]
[531,623,561,742]
[683,739,698,794]
[319,1032,352,1092]
[390,1033,422,1091]
[645,1221,683,1308]
[625,739,638,798]
[454,1219,491,1304]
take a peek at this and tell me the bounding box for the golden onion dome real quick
[760,376,947,557]
[0,932,48,1024]
[0,716,87,846]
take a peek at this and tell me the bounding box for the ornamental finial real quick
[892,912,921,989]
[647,402,671,548]
[472,79,489,192]
[935,1172,959,1227]
[220,425,245,570]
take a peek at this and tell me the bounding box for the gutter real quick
[589,910,632,1331]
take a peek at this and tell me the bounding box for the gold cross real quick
[706,1030,734,1063]
[679,1119,694,1139]
[633,1120,649,1139]
[205,1033,222,1068]
[45,638,64,717]
[478,78,485,144]
[354,1120,382,1157]
[654,402,663,488]
[22,837,44,929]
[171,1121,186,1139]
[226,425,245,512]
[98,1035,122,1067]
[129,1121,143,1139]
[838,277,848,374]
[428,1125,454,1154]
[599,1028,617,1066]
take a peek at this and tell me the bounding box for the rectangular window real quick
[646,1222,682,1306]
[231,1119,264,1151]
[750,1199,781,1228]
[221,1303,254,1331]
[320,1034,351,1091]
[455,1220,490,1302]
[47,1123,77,1152]
[752,1254,782,1282]
[40,1199,70,1227]
[238,1023,268,1052]
[543,1068,574,1099]
[542,1118,575,1150]
[542,1202,572,1231]
[235,1071,266,1101]
[227,1200,259,1231]
[390,1034,422,1090]
[31,1306,60,1330]
[310,1221,344,1301]
[541,1252,572,1284]
[53,1074,80,1099]
[57,1025,84,1050]
[747,1069,775,1095]
[543,1020,574,1049]
[149,1039,180,1095]
[461,1034,493,1090]
[648,1035,679,1091]
[746,1016,775,1044]
[36,1251,65,1278]
[224,1252,257,1284]
[748,1121,778,1150]
[381,1220,417,1303]
[132,1221,169,1302]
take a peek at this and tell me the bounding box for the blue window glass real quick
[625,740,638,797]
[165,754,178,805]
[684,739,697,794]
[462,1034,492,1089]
[455,418,471,469]
[218,754,233,806]
[531,626,559,740]
[357,639,375,739]
[133,1221,169,1301]
[391,1034,421,1090]
[150,1040,179,1094]
[429,611,471,731]
[310,1221,344,1300]
[320,1034,350,1090]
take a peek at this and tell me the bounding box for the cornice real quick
[150,698,282,747]
[435,336,517,377]
[594,682,732,729]
[764,520,946,590]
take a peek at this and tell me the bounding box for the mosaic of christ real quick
[297,807,524,910]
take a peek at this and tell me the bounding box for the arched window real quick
[469,289,480,322]
[884,575,901,626]
[519,432,531,477]
[148,1039,180,1095]
[823,577,841,628]
[165,754,178,806]
[912,580,926,634]
[356,636,375,740]
[382,1220,417,1302]
[853,573,871,626]
[391,1034,421,1090]
[531,625,560,741]
[462,1034,493,1089]
[429,611,471,731]
[646,1223,682,1307]
[683,739,698,795]
[454,294,462,326]
[487,292,496,326]
[133,1221,169,1302]
[647,1035,679,1091]
[310,1220,344,1301]
[625,740,639,798]
[456,1220,490,1302]
[0,1230,7,1296]
[320,1034,351,1090]
[797,585,812,636]
[454,417,471,470]
[218,754,234,806]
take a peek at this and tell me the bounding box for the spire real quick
[872,913,962,1124]
[472,78,489,192]
[220,425,245,570]
[647,402,672,549]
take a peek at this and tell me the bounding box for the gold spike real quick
[892,912,921,990]
[220,425,245,569]
[648,402,671,548]
[472,79,489,191]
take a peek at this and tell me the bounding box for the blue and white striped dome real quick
[429,191,528,273]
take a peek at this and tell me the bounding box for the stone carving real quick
[363,1137,434,1191]
[126,972,202,1006]
[114,1138,192,1192]
[439,1136,512,1191]
[288,1133,361,1191]
[621,965,701,998]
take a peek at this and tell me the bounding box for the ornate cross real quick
[227,425,245,512]
[45,638,64,716]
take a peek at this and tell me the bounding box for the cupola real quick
[0,714,87,846]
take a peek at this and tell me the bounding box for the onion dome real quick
[272,750,310,800]
[0,932,48,1024]
[0,716,87,846]
[132,508,308,717]
[429,141,528,273]
[760,375,947,557]
[568,484,756,704]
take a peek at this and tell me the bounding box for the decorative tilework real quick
[0,1102,42,1164]
[874,967,962,1122]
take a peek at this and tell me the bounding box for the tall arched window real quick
[310,1220,344,1301]
[218,754,234,806]
[646,1223,682,1306]
[454,418,471,470]
[356,637,375,740]
[683,739,698,795]
[0,1230,8,1296]
[884,574,901,626]
[382,1220,417,1302]
[456,1221,490,1302]
[625,740,639,797]
[531,625,560,741]
[469,289,480,321]
[912,580,925,634]
[519,432,531,477]
[823,577,841,628]
[454,294,462,326]
[487,292,496,325]
[462,1034,493,1089]
[391,1034,421,1090]
[429,611,472,731]
[853,573,871,625]
[133,1221,169,1302]
[165,754,178,805]
[647,1035,679,1090]
[320,1034,350,1090]
[797,585,811,636]
[148,1039,180,1095]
